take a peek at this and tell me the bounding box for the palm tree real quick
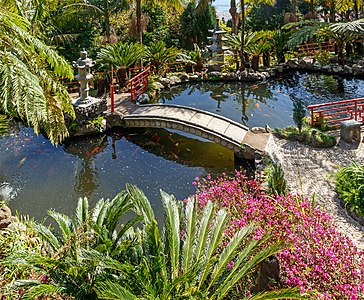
[97,41,145,90]
[134,0,183,45]
[0,6,74,144]
[239,0,275,70]
[285,19,364,65]
[66,0,129,43]
[96,185,307,299]
[145,41,180,75]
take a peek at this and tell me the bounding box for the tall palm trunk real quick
[104,0,111,43]
[240,0,245,71]
[229,0,239,70]
[136,0,142,45]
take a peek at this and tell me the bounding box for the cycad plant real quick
[97,42,145,90]
[145,41,180,76]
[2,185,307,299]
[2,192,140,299]
[96,185,306,300]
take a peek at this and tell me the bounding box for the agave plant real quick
[96,184,306,300]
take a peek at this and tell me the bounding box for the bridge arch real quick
[123,104,249,154]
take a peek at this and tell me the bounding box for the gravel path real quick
[265,135,364,249]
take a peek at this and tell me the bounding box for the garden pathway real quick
[266,135,364,249]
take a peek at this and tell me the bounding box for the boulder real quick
[189,74,199,81]
[179,73,189,81]
[332,65,344,73]
[250,127,267,134]
[152,81,164,92]
[136,93,150,104]
[306,61,314,70]
[344,65,353,74]
[322,65,332,73]
[168,75,181,85]
[313,62,322,70]
[298,59,307,69]
[0,205,12,229]
[159,77,170,88]
[287,58,299,69]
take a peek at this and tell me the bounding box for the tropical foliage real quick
[1,185,306,299]
[0,6,74,144]
[335,161,364,217]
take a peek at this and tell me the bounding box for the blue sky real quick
[213,0,230,12]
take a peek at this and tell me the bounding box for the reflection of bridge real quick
[124,104,248,153]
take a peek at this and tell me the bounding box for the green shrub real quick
[275,125,336,148]
[293,99,306,134]
[265,163,288,195]
[335,162,364,217]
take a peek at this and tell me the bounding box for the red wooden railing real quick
[307,98,364,127]
[298,41,335,55]
[128,67,150,102]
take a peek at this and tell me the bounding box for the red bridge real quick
[308,98,364,127]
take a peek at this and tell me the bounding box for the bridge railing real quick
[307,98,364,127]
[128,67,150,102]
[297,41,335,56]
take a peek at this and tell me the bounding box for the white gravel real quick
[265,134,364,249]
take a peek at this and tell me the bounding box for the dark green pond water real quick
[1,72,364,221]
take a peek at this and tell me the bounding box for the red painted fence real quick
[128,67,150,102]
[307,98,364,127]
[298,41,335,56]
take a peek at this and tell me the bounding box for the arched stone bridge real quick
[123,104,249,154]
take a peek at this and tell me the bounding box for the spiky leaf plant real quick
[96,184,307,300]
[2,192,140,299]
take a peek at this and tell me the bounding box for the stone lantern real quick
[207,19,229,71]
[72,49,97,105]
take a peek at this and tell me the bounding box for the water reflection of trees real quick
[64,135,108,199]
[158,82,275,125]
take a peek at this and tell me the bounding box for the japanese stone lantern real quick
[72,49,97,105]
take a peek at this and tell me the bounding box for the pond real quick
[157,71,364,128]
[1,71,364,221]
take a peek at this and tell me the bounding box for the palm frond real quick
[32,223,60,251]
[75,197,89,228]
[127,184,155,224]
[215,241,283,300]
[12,281,66,300]
[208,223,256,292]
[161,190,180,280]
[48,210,75,242]
[181,196,197,273]
[198,206,227,286]
[192,201,214,264]
[0,114,9,135]
[95,280,137,300]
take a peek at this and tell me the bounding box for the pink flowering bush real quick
[193,171,364,299]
